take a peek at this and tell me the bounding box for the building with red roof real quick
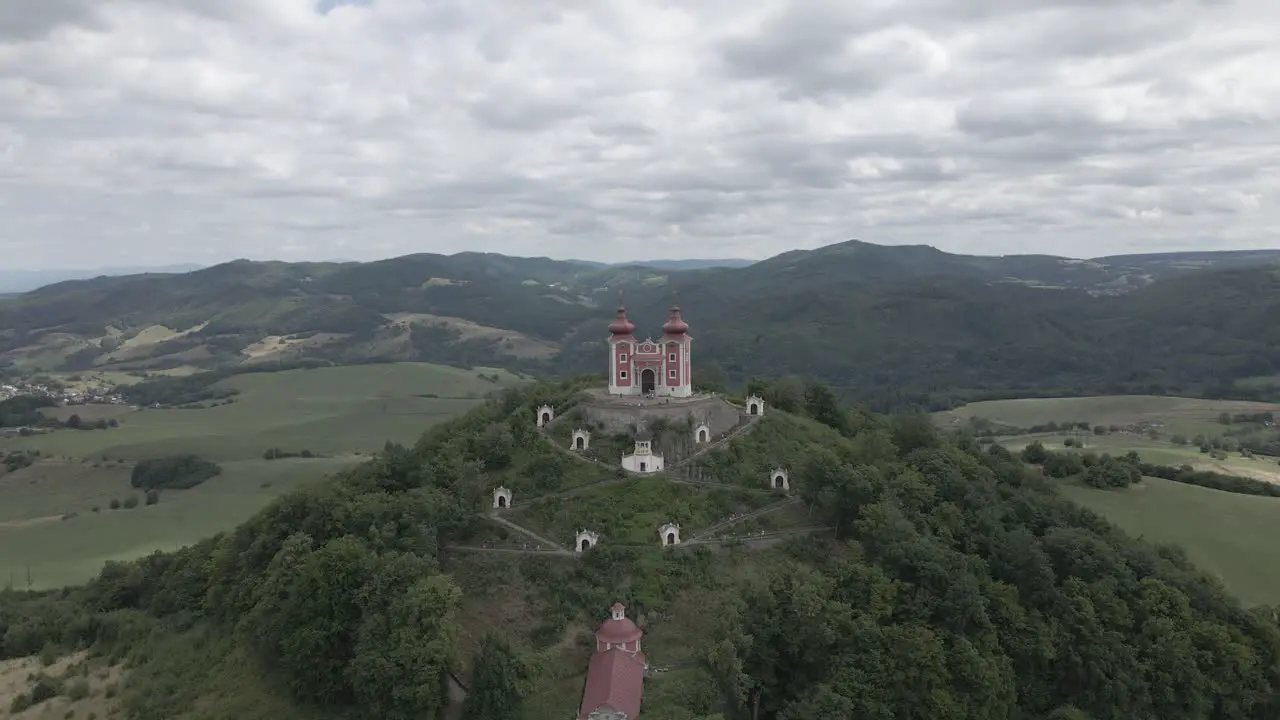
[607,305,693,399]
[579,602,647,719]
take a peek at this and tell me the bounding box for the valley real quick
[3,245,1280,719]
[4,241,1280,414]
[0,362,524,589]
[936,393,1280,606]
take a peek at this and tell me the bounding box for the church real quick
[607,305,693,398]
[579,602,646,719]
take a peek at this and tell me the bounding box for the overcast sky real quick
[1,0,1276,269]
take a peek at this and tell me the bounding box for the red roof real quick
[609,306,636,335]
[662,305,688,335]
[579,648,646,719]
[596,616,643,645]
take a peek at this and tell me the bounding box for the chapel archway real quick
[581,539,591,552]
[641,368,656,394]
[576,436,585,449]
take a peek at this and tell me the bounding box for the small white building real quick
[621,428,664,474]
[658,523,681,547]
[770,468,790,492]
[571,429,591,451]
[536,405,555,427]
[492,486,512,509]
[693,423,711,444]
[745,395,765,416]
[576,529,600,553]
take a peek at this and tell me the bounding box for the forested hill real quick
[2,240,1280,410]
[4,378,1280,718]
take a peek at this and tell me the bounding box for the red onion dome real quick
[609,306,636,335]
[662,305,688,335]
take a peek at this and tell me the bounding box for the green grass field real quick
[0,362,527,588]
[7,363,523,461]
[0,457,360,589]
[936,395,1280,438]
[1000,433,1280,484]
[1060,478,1280,606]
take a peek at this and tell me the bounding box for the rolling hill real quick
[2,240,1280,410]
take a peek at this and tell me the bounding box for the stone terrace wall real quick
[580,394,743,437]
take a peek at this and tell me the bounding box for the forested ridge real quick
[1,376,1279,718]
[5,241,1280,412]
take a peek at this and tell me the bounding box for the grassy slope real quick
[936,395,1280,438]
[1001,433,1280,484]
[0,363,527,589]
[505,411,828,548]
[0,457,359,590]
[943,394,1280,606]
[1060,478,1280,606]
[7,363,523,461]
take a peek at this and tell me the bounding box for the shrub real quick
[122,495,139,509]
[145,490,159,506]
[130,455,222,491]
[109,498,121,510]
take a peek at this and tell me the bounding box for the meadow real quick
[1060,477,1280,606]
[938,394,1280,605]
[8,363,523,461]
[999,433,1280,484]
[935,394,1280,438]
[0,362,526,588]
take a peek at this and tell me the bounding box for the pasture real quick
[935,395,1280,438]
[1060,478,1280,606]
[0,457,361,589]
[7,362,524,461]
[1000,433,1280,485]
[0,362,527,588]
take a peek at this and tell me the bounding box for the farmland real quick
[935,394,1280,439]
[0,362,526,588]
[939,394,1280,605]
[1060,477,1280,606]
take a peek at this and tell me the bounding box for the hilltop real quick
[3,376,1280,719]
[3,240,1280,410]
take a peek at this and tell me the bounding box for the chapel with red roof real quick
[578,602,647,720]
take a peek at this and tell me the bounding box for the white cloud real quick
[0,0,1277,267]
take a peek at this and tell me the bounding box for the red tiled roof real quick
[579,648,646,719]
[596,617,643,645]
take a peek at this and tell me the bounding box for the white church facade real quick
[607,305,693,398]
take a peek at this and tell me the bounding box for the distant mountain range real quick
[2,240,1279,409]
[0,264,206,293]
[0,258,758,293]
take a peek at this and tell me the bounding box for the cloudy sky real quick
[1,0,1276,269]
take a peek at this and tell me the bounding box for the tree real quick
[804,383,850,436]
[461,633,537,720]
[1021,441,1048,464]
[1171,434,1188,446]
[65,414,81,429]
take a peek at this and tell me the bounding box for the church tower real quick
[608,305,692,398]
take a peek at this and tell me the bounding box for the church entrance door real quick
[641,368,656,394]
